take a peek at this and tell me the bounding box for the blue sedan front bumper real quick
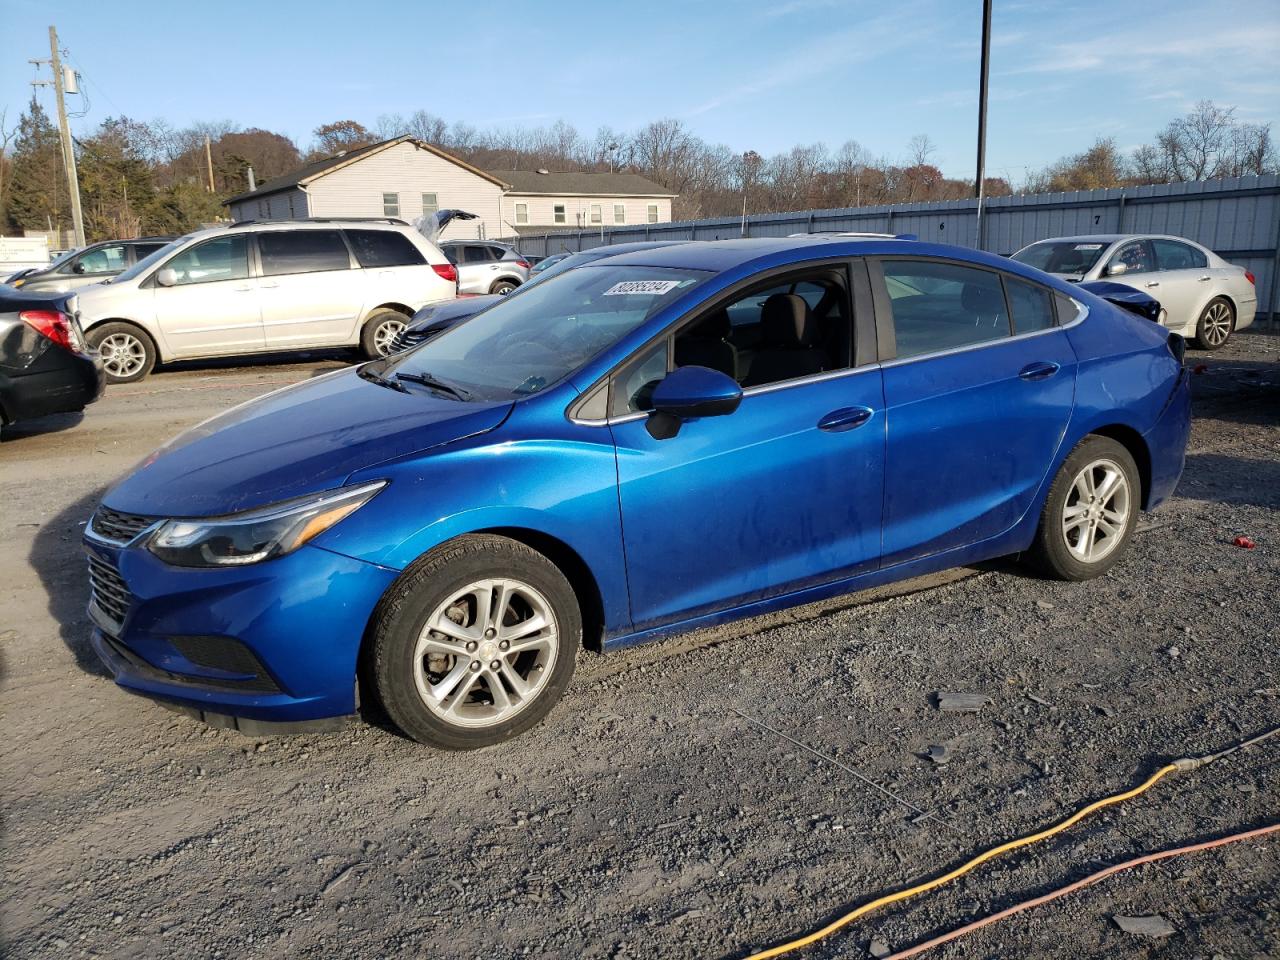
[84,536,400,726]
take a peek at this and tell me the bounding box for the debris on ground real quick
[935,692,990,713]
[923,744,951,765]
[1112,914,1176,938]
[1232,535,1256,549]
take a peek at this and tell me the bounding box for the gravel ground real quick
[2,334,1277,959]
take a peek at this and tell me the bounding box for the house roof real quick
[223,136,509,205]
[488,169,676,197]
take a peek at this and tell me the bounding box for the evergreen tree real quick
[7,97,64,233]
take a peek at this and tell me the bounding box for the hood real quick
[408,294,500,331]
[104,366,513,517]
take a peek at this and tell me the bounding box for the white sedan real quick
[1011,234,1258,349]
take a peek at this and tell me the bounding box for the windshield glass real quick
[1012,240,1110,275]
[388,264,709,401]
[109,236,190,284]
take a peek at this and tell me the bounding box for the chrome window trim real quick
[879,297,1087,370]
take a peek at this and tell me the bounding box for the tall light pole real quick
[974,0,992,251]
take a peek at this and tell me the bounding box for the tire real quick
[490,279,519,296]
[1028,435,1140,581]
[1193,297,1234,351]
[85,322,157,383]
[360,309,409,359]
[370,534,580,749]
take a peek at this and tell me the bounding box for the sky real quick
[2,0,1278,183]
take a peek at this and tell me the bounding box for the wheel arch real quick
[1090,423,1152,508]
[84,318,164,361]
[365,302,414,321]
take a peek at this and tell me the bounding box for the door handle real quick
[818,406,873,432]
[258,281,278,289]
[232,284,254,292]
[1198,275,1211,282]
[1144,281,1160,288]
[1019,361,1060,381]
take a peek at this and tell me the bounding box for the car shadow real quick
[1178,453,1280,509]
[0,410,85,442]
[30,485,111,677]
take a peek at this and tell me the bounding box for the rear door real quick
[152,233,264,357]
[346,228,434,311]
[1149,238,1209,328]
[255,230,365,348]
[872,258,1077,566]
[452,244,497,294]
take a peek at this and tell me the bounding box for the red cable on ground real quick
[883,822,1280,960]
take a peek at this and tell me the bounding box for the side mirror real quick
[1106,261,1128,277]
[71,261,86,274]
[156,268,178,287]
[647,365,742,439]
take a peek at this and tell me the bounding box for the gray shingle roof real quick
[488,170,676,197]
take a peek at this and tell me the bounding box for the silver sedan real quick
[1011,234,1258,349]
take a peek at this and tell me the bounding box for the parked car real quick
[9,237,175,295]
[439,241,530,295]
[74,219,457,383]
[84,237,1189,747]
[390,241,692,352]
[1011,234,1257,350]
[1,286,104,428]
[529,252,571,276]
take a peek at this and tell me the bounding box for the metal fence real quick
[505,174,1280,322]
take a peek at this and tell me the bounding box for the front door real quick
[873,258,1077,566]
[152,233,264,358]
[255,230,365,348]
[611,265,885,631]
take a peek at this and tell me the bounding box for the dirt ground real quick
[2,334,1277,960]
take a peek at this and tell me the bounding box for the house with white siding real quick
[224,137,676,241]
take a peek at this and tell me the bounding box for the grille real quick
[91,506,155,544]
[87,554,132,635]
[389,328,431,353]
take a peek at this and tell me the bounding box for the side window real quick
[258,230,351,276]
[132,243,167,260]
[460,245,494,263]
[882,260,1010,359]
[345,229,427,268]
[162,235,249,286]
[515,202,529,224]
[421,192,439,217]
[69,245,127,275]
[553,204,566,224]
[611,340,669,416]
[589,204,602,225]
[1006,277,1056,334]
[1109,241,1151,275]
[1152,239,1206,271]
[647,204,659,224]
[614,203,626,224]
[674,270,851,389]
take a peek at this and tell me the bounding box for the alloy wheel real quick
[374,319,406,356]
[1201,301,1232,347]
[98,332,147,379]
[413,578,559,728]
[1061,458,1131,563]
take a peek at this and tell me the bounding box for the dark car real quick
[0,287,104,428]
[8,237,175,295]
[390,241,692,353]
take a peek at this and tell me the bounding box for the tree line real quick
[0,98,1273,244]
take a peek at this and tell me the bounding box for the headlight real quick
[148,481,386,567]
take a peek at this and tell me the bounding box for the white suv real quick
[75,219,458,382]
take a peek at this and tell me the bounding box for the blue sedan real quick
[83,238,1190,748]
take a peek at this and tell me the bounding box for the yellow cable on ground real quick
[742,763,1180,960]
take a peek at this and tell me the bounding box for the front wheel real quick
[1193,297,1234,350]
[1028,435,1139,581]
[360,310,409,359]
[370,535,580,749]
[86,322,157,383]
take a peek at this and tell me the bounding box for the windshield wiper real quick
[395,370,472,400]
[358,364,408,392]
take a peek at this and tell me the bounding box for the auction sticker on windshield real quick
[603,280,683,296]
[1074,243,1104,250]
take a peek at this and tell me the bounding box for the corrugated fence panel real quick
[504,175,1279,319]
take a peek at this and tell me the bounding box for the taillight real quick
[20,310,82,352]
[515,260,530,269]
[1244,270,1256,286]
[432,263,458,284]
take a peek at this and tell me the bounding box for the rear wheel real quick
[490,279,519,296]
[86,322,156,383]
[360,309,408,359]
[1193,297,1233,350]
[371,535,579,749]
[1028,435,1139,581]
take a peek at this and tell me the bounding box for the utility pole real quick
[205,135,215,192]
[973,0,992,251]
[47,26,85,248]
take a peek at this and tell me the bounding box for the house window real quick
[421,193,438,217]
[515,202,529,225]
[257,200,267,218]
[590,203,602,224]
[383,192,400,217]
[647,203,659,224]
[288,195,296,217]
[614,203,625,224]
[553,204,566,224]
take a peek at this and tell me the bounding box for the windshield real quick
[387,264,709,401]
[109,236,190,284]
[1012,240,1110,275]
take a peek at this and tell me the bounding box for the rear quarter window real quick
[1006,277,1056,334]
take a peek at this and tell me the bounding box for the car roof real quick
[1027,234,1204,245]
